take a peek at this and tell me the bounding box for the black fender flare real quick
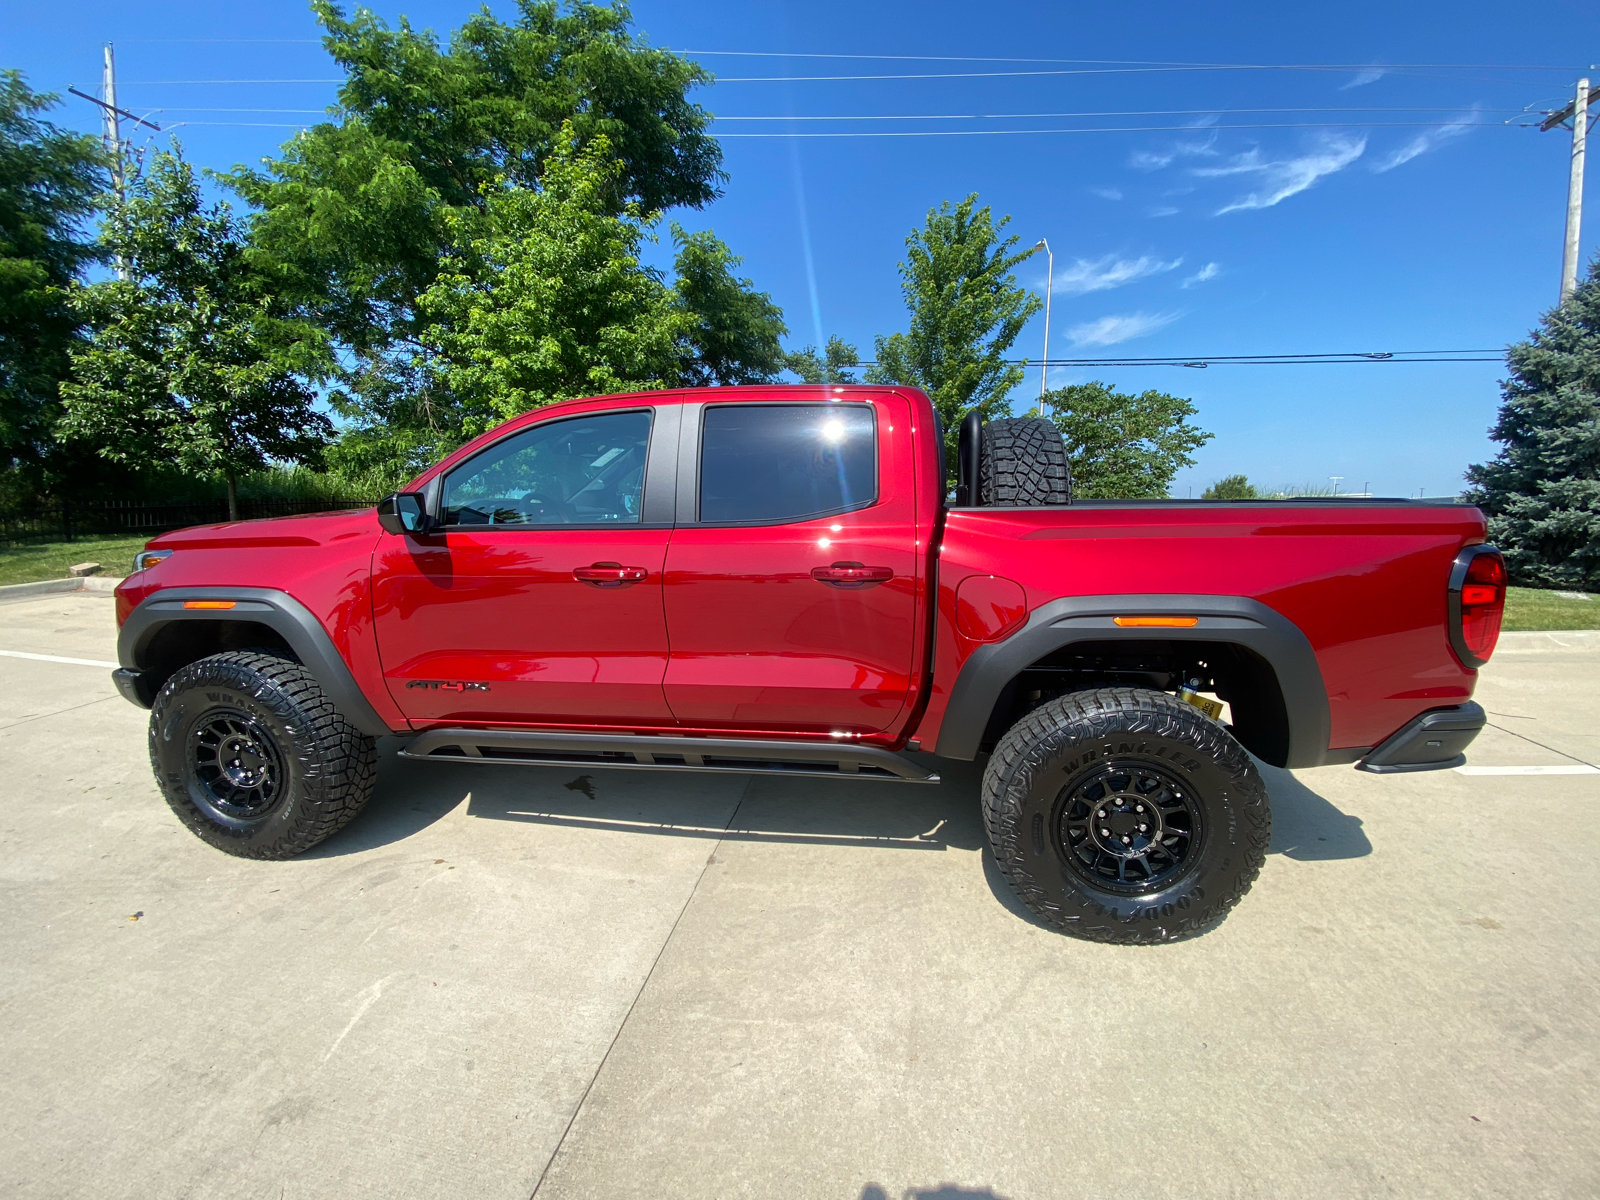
[116,586,396,737]
[932,593,1332,767]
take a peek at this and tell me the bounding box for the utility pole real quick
[69,45,160,282]
[103,43,123,202]
[1542,78,1599,303]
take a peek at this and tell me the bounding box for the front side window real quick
[442,410,652,527]
[699,404,876,524]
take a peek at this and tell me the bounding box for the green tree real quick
[415,133,688,440]
[0,72,105,481]
[232,1,751,479]
[60,148,332,520]
[1203,473,1258,500]
[865,194,1042,467]
[670,223,787,386]
[1464,259,1600,587]
[785,336,860,384]
[1043,381,1212,499]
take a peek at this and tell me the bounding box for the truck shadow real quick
[314,741,1371,871]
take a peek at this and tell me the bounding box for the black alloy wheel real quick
[1057,761,1201,892]
[188,712,287,826]
[982,687,1270,944]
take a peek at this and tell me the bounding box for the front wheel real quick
[982,687,1270,943]
[149,651,378,859]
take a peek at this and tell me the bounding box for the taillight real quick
[1447,545,1505,668]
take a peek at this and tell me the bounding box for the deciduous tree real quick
[232,1,774,480]
[1042,381,1211,499]
[865,194,1041,466]
[0,73,105,482]
[60,149,331,520]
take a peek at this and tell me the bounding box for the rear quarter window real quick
[698,404,876,524]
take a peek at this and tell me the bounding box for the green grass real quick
[1503,585,1598,632]
[0,535,150,587]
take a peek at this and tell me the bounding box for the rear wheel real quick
[980,416,1072,505]
[148,651,377,859]
[982,687,1270,943]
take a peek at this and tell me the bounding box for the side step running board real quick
[398,728,940,784]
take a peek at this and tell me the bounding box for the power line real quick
[710,107,1518,121]
[854,350,1504,368]
[715,121,1503,139]
[675,51,1580,71]
[111,79,342,86]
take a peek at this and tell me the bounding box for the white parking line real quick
[1456,765,1600,776]
[0,649,118,669]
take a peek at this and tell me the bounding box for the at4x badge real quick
[406,679,491,692]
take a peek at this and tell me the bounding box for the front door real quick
[661,397,922,734]
[373,407,677,728]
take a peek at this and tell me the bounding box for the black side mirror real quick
[376,492,438,536]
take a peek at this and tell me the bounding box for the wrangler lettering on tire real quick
[982,687,1270,944]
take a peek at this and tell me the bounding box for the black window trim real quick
[431,405,678,533]
[682,400,881,528]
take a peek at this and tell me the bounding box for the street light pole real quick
[1032,239,1053,418]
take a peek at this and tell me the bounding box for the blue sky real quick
[8,0,1598,497]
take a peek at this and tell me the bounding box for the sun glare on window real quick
[821,418,845,443]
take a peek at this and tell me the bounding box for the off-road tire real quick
[982,687,1270,943]
[149,651,378,859]
[980,416,1072,505]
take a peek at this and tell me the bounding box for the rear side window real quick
[698,404,876,524]
[441,410,651,527]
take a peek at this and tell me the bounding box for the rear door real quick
[372,405,680,727]
[661,396,921,734]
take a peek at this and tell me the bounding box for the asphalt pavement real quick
[0,592,1595,1200]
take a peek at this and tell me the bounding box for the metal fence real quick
[0,497,378,547]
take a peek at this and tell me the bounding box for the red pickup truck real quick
[113,385,1505,943]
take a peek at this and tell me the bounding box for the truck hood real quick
[145,506,378,550]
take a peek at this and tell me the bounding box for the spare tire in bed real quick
[980,416,1073,506]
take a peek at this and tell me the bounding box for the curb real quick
[0,575,127,604]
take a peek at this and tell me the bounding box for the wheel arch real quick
[117,587,394,737]
[933,594,1332,768]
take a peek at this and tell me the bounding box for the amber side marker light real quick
[182,601,237,610]
[1113,615,1199,628]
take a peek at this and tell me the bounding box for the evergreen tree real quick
[1464,258,1600,588]
[0,73,105,485]
[60,148,331,520]
[865,194,1041,467]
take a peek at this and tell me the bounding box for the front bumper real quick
[1356,702,1486,774]
[112,667,157,709]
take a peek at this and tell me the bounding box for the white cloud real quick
[1181,262,1220,288]
[1053,254,1182,296]
[1371,107,1482,172]
[1089,186,1123,200]
[1128,132,1218,171]
[1341,66,1387,90]
[1196,135,1368,213]
[1145,206,1181,218]
[1067,312,1181,347]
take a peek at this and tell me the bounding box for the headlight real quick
[133,549,174,572]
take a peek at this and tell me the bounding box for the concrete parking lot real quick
[1,591,1595,1200]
